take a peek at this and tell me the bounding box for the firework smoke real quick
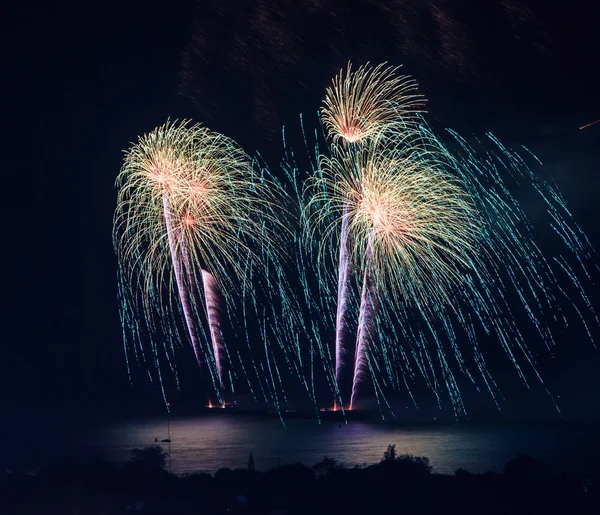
[201,269,225,387]
[334,205,351,385]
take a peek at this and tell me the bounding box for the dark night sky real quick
[4,1,600,421]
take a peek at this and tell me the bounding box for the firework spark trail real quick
[201,269,225,387]
[334,205,351,386]
[350,233,375,410]
[162,192,203,365]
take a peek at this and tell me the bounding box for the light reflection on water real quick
[83,415,599,477]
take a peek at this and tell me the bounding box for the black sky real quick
[4,0,600,421]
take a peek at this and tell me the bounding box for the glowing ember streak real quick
[201,269,225,386]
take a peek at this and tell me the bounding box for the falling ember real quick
[580,119,600,130]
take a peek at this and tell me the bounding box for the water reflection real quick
[85,415,599,477]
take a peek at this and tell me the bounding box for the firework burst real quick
[112,66,598,420]
[312,132,481,307]
[114,120,281,402]
[321,62,425,145]
[319,63,426,398]
[307,126,483,408]
[298,63,598,415]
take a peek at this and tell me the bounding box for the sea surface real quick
[10,413,600,478]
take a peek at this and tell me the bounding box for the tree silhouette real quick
[382,444,398,461]
[312,456,342,476]
[504,454,549,480]
[128,446,168,472]
[377,445,433,477]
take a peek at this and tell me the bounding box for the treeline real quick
[1,445,599,514]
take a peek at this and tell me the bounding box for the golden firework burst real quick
[321,62,425,145]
